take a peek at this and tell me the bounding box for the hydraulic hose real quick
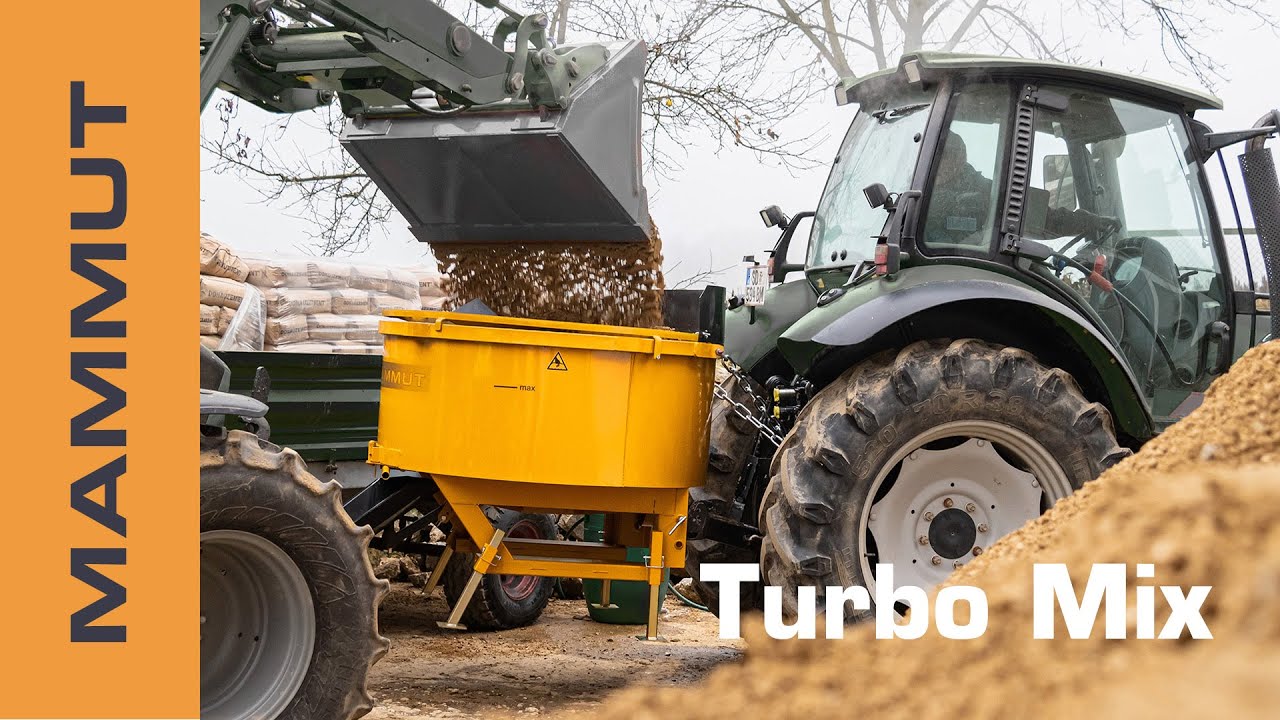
[669,583,711,612]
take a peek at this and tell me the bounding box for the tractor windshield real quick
[808,86,935,270]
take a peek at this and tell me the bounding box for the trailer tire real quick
[686,371,764,615]
[761,340,1131,620]
[201,430,389,720]
[442,509,556,630]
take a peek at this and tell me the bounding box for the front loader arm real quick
[200,0,610,116]
[199,0,653,246]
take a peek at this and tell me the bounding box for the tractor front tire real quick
[441,509,557,630]
[686,371,764,615]
[760,340,1130,619]
[200,430,389,720]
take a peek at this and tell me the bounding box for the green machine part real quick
[582,514,670,625]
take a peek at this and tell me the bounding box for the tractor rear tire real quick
[760,339,1130,619]
[686,371,764,615]
[200,430,389,720]
[441,509,556,630]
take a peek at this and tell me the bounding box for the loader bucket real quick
[340,40,650,245]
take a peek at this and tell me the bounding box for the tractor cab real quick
[741,52,1276,434]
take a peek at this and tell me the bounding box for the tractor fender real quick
[777,267,1154,442]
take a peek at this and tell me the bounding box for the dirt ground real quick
[602,342,1280,719]
[366,584,740,719]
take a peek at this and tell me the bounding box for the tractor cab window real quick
[921,83,1011,254]
[1028,87,1227,409]
[808,87,935,270]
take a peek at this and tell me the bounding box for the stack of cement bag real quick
[248,258,420,354]
[200,233,265,351]
[200,233,451,354]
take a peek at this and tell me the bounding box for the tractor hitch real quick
[687,500,762,554]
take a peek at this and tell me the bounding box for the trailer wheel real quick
[761,340,1131,619]
[442,509,556,630]
[201,430,389,720]
[686,371,764,615]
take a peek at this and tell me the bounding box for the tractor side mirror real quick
[863,183,890,209]
[759,204,789,228]
[770,211,815,283]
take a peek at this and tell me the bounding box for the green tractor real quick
[685,52,1279,615]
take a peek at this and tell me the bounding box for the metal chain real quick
[714,356,785,447]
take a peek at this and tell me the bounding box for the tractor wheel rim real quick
[861,420,1071,598]
[200,529,316,720]
[499,519,543,601]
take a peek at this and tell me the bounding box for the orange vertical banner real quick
[0,2,198,718]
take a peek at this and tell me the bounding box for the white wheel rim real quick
[201,529,316,720]
[860,420,1071,597]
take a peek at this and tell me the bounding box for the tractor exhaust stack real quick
[1239,110,1280,340]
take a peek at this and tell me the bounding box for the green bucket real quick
[582,514,670,624]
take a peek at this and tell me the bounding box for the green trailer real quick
[217,351,383,489]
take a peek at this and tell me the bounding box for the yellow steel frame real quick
[427,474,689,639]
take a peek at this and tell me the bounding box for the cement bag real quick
[422,295,449,311]
[370,293,419,315]
[345,315,383,343]
[200,304,220,335]
[306,260,351,289]
[263,288,332,318]
[265,315,309,346]
[218,284,266,351]
[200,275,248,309]
[330,289,372,316]
[265,341,338,353]
[306,313,351,341]
[388,267,420,301]
[350,265,391,294]
[244,257,309,289]
[217,306,236,334]
[199,232,249,282]
[331,341,382,355]
[412,269,447,298]
[200,335,221,350]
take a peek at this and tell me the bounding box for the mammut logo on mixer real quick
[547,352,569,371]
[382,363,428,389]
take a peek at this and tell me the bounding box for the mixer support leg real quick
[420,530,456,598]
[639,515,667,641]
[438,527,506,631]
[591,580,618,610]
[644,584,661,641]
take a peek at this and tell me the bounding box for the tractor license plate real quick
[744,265,767,307]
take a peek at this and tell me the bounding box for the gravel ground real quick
[366,583,742,718]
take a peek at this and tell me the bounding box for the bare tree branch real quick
[943,0,990,50]
[201,0,1277,255]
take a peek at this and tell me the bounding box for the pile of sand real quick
[604,342,1280,719]
[433,226,666,328]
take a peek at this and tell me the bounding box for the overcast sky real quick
[200,7,1278,289]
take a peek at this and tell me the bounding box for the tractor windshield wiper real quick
[872,103,930,123]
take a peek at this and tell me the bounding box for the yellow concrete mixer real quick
[367,304,723,639]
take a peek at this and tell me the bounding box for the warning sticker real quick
[547,352,569,371]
